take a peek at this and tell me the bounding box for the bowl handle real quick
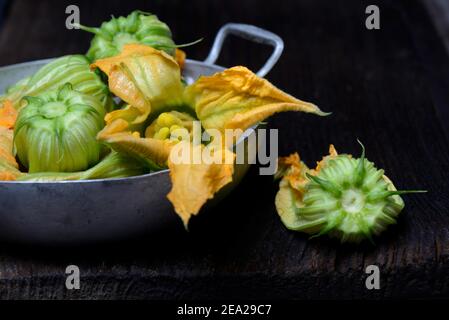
[204,23,284,77]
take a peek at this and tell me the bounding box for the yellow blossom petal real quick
[277,152,310,192]
[167,141,236,227]
[91,44,184,124]
[0,127,22,181]
[97,119,174,170]
[184,66,328,134]
[0,101,22,180]
[0,100,18,129]
[312,144,339,174]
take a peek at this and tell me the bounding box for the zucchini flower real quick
[14,84,105,173]
[93,44,327,227]
[275,143,426,243]
[1,55,113,111]
[78,10,177,61]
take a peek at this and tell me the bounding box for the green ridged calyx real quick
[79,10,176,61]
[2,55,113,111]
[275,142,426,243]
[14,84,105,173]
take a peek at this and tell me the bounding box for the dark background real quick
[0,0,448,299]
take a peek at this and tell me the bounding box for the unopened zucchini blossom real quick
[14,84,105,173]
[79,10,177,61]
[1,55,113,111]
[275,143,425,243]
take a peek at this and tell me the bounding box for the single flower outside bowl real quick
[0,23,284,245]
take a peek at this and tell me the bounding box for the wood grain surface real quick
[0,0,447,299]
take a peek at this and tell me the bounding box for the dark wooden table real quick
[0,0,448,299]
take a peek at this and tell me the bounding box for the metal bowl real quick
[0,23,284,245]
